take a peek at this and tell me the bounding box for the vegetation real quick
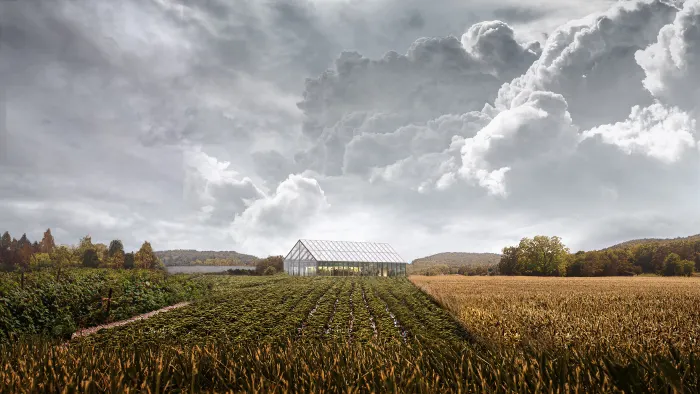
[411,275,700,354]
[155,250,259,267]
[409,252,500,275]
[604,233,700,250]
[498,235,699,277]
[76,277,467,347]
[2,276,699,392]
[255,255,283,275]
[0,269,209,342]
[0,230,164,275]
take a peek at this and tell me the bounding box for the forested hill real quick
[155,250,259,266]
[603,234,700,251]
[411,252,501,267]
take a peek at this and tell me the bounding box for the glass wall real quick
[288,259,406,277]
[284,241,407,277]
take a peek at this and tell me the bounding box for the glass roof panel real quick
[297,239,404,263]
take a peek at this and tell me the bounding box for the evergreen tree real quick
[0,232,10,261]
[18,233,30,249]
[0,232,10,251]
[40,229,56,254]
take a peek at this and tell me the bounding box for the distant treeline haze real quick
[155,250,259,267]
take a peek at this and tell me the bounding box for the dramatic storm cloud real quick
[1,0,698,259]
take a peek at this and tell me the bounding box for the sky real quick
[1,0,699,261]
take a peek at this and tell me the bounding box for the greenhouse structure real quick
[283,239,407,277]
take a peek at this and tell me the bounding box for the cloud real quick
[3,0,700,259]
[635,0,700,112]
[231,174,329,241]
[451,91,579,196]
[582,103,697,163]
[183,146,265,225]
[495,0,678,129]
[295,21,538,178]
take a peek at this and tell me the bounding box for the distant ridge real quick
[411,252,501,267]
[602,234,700,251]
[155,250,260,266]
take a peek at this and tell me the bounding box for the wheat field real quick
[410,275,700,354]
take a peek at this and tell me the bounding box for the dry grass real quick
[410,275,700,354]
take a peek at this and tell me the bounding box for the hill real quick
[411,252,501,267]
[603,234,700,251]
[155,250,259,267]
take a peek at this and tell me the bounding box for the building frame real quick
[283,239,407,277]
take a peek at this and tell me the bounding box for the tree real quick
[17,234,34,273]
[680,260,695,276]
[39,229,56,254]
[135,241,160,269]
[255,256,284,275]
[498,246,520,275]
[515,236,569,276]
[124,252,135,269]
[106,240,125,269]
[108,240,124,257]
[663,253,683,276]
[0,231,10,251]
[82,248,100,268]
[29,253,52,270]
[51,246,74,280]
[0,231,9,270]
[94,243,108,264]
[78,235,93,252]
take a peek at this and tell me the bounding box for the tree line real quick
[0,229,163,277]
[498,235,699,277]
[155,250,259,267]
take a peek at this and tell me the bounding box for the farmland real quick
[2,275,700,392]
[77,276,469,347]
[411,275,700,354]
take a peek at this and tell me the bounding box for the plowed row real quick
[78,277,466,347]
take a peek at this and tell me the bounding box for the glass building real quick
[283,239,407,277]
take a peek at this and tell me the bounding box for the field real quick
[77,276,469,346]
[411,275,700,353]
[2,275,700,392]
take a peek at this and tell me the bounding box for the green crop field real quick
[2,275,700,393]
[77,276,469,347]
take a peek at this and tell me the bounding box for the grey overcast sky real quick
[1,0,698,260]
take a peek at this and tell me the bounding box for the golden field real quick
[410,275,700,353]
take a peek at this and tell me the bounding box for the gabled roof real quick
[296,239,405,263]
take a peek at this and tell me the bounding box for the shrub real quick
[255,256,283,275]
[263,266,277,276]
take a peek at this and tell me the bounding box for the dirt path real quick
[71,301,192,339]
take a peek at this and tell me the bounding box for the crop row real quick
[80,277,470,348]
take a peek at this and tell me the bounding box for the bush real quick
[255,256,283,275]
[263,266,277,276]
